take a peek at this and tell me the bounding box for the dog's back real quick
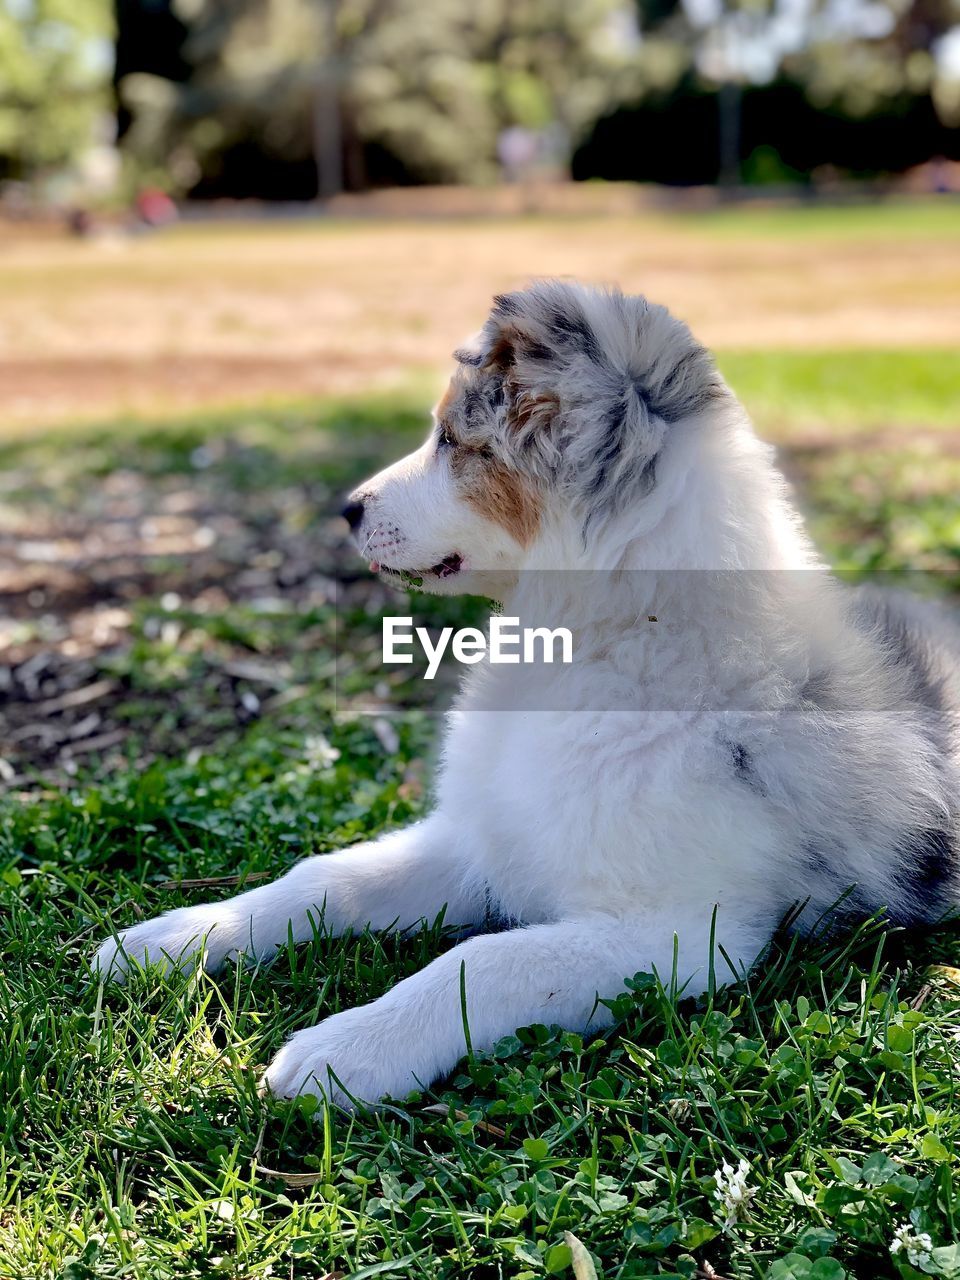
[784,584,960,929]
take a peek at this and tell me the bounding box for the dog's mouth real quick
[370,553,464,587]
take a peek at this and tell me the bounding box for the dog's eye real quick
[437,425,458,449]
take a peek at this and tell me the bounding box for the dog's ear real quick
[476,295,533,375]
[455,293,550,377]
[455,291,567,441]
[458,282,725,513]
[465,287,662,460]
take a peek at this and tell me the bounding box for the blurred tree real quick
[116,0,645,194]
[117,0,326,194]
[786,0,960,124]
[348,0,645,184]
[0,0,113,179]
[631,0,811,183]
[628,0,960,182]
[114,0,960,195]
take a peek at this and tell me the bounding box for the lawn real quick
[2,199,959,427]
[2,209,960,1279]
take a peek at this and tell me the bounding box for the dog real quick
[94,280,960,1105]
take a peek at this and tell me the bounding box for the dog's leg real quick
[92,815,484,981]
[262,906,772,1104]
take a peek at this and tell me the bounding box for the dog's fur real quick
[94,281,960,1104]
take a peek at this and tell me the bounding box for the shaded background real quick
[3,8,960,1279]
[1,0,959,780]
[4,0,960,198]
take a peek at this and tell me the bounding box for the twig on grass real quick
[256,1162,330,1188]
[33,678,117,716]
[252,1119,337,1188]
[60,728,128,756]
[420,1102,507,1138]
[910,982,934,1011]
[158,871,273,890]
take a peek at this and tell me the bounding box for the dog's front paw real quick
[261,1008,422,1108]
[92,905,232,982]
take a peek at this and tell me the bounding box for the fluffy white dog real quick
[94,281,960,1105]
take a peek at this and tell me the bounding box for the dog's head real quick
[344,280,727,594]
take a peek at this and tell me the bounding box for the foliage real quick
[117,0,642,191]
[346,0,643,183]
[3,762,960,1279]
[612,0,960,187]
[634,0,960,124]
[784,0,959,124]
[0,0,113,178]
[2,343,960,1274]
[4,0,960,188]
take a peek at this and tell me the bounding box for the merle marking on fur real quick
[94,280,960,1108]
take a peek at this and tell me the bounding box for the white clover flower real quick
[890,1222,934,1267]
[304,734,340,771]
[712,1156,755,1228]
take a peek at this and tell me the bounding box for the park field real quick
[2,202,960,1279]
[0,199,959,426]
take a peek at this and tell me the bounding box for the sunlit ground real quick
[1,200,958,426]
[2,202,960,1279]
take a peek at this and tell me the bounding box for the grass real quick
[681,197,960,240]
[4,747,960,1280]
[718,350,960,433]
[2,348,960,1279]
[4,201,960,430]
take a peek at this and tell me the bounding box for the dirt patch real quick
[3,212,959,780]
[0,353,394,427]
[0,447,347,781]
[3,215,960,426]
[2,419,952,784]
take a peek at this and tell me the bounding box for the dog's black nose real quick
[341,499,364,531]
